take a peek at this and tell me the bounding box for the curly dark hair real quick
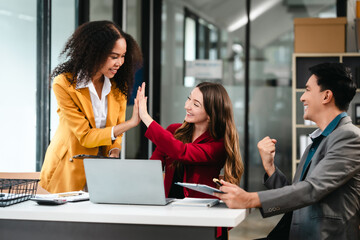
[51,20,143,98]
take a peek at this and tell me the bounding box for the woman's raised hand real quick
[137,82,154,127]
[137,82,147,118]
[129,97,141,126]
[113,83,144,137]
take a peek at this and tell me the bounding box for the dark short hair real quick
[309,62,357,111]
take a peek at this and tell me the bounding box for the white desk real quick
[0,200,248,240]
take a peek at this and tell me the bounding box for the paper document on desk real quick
[32,191,89,202]
[172,198,219,207]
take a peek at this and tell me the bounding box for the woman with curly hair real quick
[40,21,143,193]
[137,82,244,199]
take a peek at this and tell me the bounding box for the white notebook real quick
[172,198,219,207]
[31,191,89,202]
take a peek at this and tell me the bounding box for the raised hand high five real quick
[137,82,154,127]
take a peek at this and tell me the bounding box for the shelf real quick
[295,89,305,92]
[297,88,360,93]
[298,89,359,93]
[293,53,360,57]
[297,124,359,128]
[296,124,317,128]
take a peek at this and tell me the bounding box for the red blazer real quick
[145,121,226,198]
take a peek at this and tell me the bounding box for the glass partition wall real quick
[246,0,336,190]
[161,0,337,191]
[0,0,37,171]
[50,0,76,140]
[161,0,247,185]
[124,0,143,159]
[0,0,339,190]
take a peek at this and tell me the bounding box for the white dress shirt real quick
[76,76,116,141]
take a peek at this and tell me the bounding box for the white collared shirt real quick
[76,76,116,140]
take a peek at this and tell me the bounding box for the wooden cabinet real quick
[292,53,360,177]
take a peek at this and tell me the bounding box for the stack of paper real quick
[32,191,89,202]
[171,198,219,207]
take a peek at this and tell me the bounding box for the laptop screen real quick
[83,159,169,205]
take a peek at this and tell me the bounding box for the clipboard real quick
[175,182,224,196]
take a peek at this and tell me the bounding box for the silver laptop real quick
[83,159,174,205]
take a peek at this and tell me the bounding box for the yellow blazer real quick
[40,73,127,193]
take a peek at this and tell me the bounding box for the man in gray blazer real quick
[214,62,360,239]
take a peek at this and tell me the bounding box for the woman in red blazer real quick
[137,82,244,199]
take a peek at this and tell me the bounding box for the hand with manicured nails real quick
[137,82,153,127]
[129,96,141,126]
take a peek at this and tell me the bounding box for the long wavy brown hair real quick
[174,82,244,185]
[51,20,143,98]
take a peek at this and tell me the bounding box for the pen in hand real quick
[213,178,222,187]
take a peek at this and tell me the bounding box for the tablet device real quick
[175,182,224,196]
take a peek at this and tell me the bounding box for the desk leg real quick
[217,227,229,240]
[0,219,218,240]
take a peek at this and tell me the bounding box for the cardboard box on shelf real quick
[294,17,347,53]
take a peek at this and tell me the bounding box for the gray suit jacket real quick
[258,116,360,240]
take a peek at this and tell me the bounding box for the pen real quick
[213,178,222,187]
[58,192,83,197]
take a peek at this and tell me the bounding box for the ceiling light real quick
[228,0,281,32]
